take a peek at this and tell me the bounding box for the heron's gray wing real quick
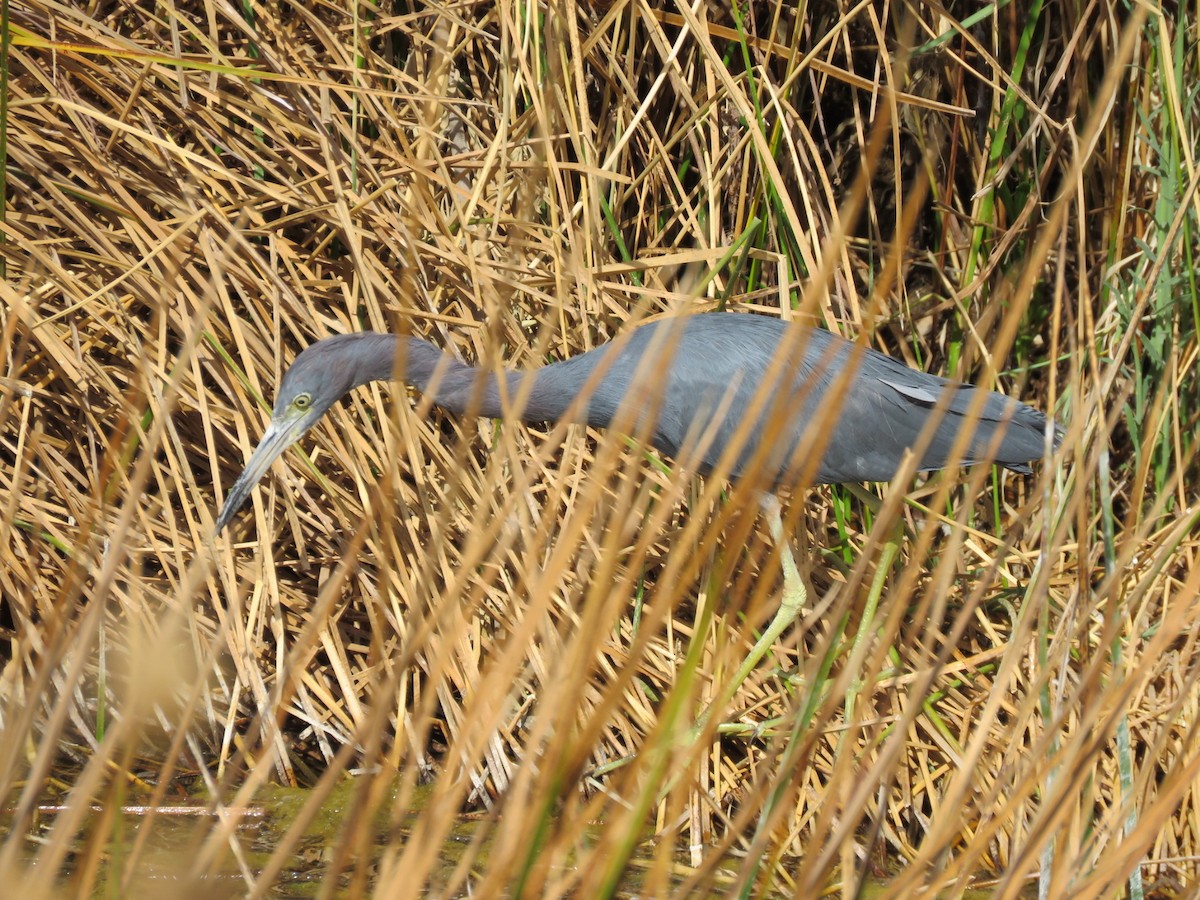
[875,373,1047,474]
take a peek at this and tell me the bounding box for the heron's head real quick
[215,335,387,533]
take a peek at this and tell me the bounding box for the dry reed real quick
[1,0,1198,896]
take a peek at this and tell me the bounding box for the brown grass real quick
[2,0,1198,896]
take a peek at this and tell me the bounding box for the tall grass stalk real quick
[0,1,1197,896]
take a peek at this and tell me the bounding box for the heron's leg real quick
[726,493,807,693]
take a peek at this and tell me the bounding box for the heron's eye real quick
[293,393,312,411]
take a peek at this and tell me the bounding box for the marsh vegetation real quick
[1,0,1197,896]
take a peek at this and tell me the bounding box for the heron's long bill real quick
[214,418,306,532]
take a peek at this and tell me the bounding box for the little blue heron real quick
[215,312,1056,687]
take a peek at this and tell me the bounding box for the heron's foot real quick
[695,495,813,732]
[715,497,811,697]
[781,668,808,692]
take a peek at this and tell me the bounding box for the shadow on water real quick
[21,776,1016,896]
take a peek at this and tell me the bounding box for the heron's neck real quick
[382,335,578,423]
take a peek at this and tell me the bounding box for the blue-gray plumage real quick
[215,312,1057,688]
[215,312,1053,531]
